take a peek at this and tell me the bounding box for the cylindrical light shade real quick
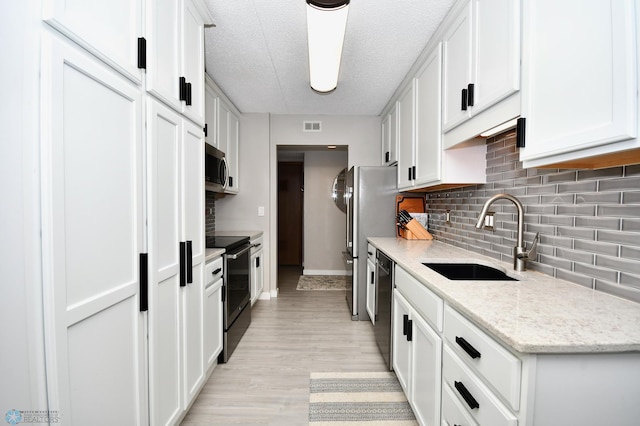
[306,2,350,93]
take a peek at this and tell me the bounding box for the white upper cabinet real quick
[396,81,416,190]
[381,104,398,165]
[519,0,638,168]
[42,0,144,84]
[147,0,212,126]
[442,0,521,147]
[442,1,473,132]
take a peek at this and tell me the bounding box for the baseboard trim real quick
[303,269,351,276]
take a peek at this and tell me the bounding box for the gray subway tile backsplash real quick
[426,132,640,303]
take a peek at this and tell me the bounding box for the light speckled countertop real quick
[205,248,225,262]
[368,237,640,354]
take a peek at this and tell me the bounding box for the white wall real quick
[215,113,271,297]
[269,114,381,294]
[302,150,348,275]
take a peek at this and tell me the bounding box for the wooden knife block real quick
[396,195,432,240]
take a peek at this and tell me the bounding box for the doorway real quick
[277,161,304,266]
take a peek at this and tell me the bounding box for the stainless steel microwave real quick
[205,143,228,193]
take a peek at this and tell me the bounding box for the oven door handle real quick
[227,245,252,259]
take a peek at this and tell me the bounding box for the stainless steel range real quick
[206,234,251,363]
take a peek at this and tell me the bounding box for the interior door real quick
[40,31,146,425]
[277,162,304,266]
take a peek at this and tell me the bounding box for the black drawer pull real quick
[403,314,409,336]
[370,271,375,284]
[461,88,468,111]
[406,319,413,342]
[212,268,222,275]
[456,336,481,359]
[454,381,479,410]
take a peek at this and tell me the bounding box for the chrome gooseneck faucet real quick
[475,193,539,272]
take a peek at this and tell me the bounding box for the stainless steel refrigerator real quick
[344,166,397,320]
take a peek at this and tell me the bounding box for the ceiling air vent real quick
[303,121,322,132]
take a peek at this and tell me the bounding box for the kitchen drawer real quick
[367,243,376,263]
[395,266,443,332]
[205,256,223,287]
[444,306,521,411]
[442,345,518,426]
[442,381,479,426]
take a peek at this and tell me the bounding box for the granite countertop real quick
[205,248,225,262]
[211,230,263,240]
[368,237,640,354]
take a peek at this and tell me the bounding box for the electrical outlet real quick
[258,206,265,217]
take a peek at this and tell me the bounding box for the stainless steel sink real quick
[423,263,518,281]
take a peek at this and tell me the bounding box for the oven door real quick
[223,243,251,328]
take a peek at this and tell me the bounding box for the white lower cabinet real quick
[393,266,443,426]
[387,254,640,426]
[250,235,264,305]
[204,256,224,370]
[366,245,376,325]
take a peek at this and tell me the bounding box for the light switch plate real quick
[258,206,265,216]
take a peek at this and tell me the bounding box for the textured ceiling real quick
[203,0,455,115]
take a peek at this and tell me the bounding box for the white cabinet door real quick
[382,105,398,165]
[204,281,223,369]
[473,0,520,115]
[40,31,146,425]
[397,82,416,190]
[226,111,240,193]
[366,258,376,325]
[414,43,443,187]
[147,99,183,426]
[42,0,143,83]
[146,0,182,111]
[442,0,473,132]
[392,290,412,394]
[251,248,264,305]
[204,81,219,148]
[411,312,443,426]
[181,0,207,125]
[181,120,206,406]
[520,0,638,166]
[146,0,210,125]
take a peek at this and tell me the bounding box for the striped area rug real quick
[309,372,418,426]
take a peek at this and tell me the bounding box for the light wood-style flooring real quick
[180,266,387,425]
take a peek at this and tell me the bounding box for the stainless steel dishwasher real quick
[374,250,393,370]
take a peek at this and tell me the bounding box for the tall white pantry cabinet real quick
[34,0,213,424]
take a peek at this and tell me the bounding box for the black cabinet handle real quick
[456,336,481,359]
[179,77,187,102]
[467,83,475,107]
[461,88,468,111]
[186,240,193,284]
[212,267,222,275]
[408,167,412,181]
[186,82,192,106]
[403,314,409,336]
[516,117,526,148]
[370,271,375,284]
[385,151,390,163]
[412,166,416,181]
[406,319,413,342]
[454,381,479,409]
[179,242,187,287]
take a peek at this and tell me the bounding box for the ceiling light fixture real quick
[306,0,350,93]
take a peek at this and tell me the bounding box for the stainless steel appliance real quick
[205,143,229,193]
[206,234,251,362]
[375,250,394,370]
[344,166,397,320]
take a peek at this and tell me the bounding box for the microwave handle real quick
[222,156,230,189]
